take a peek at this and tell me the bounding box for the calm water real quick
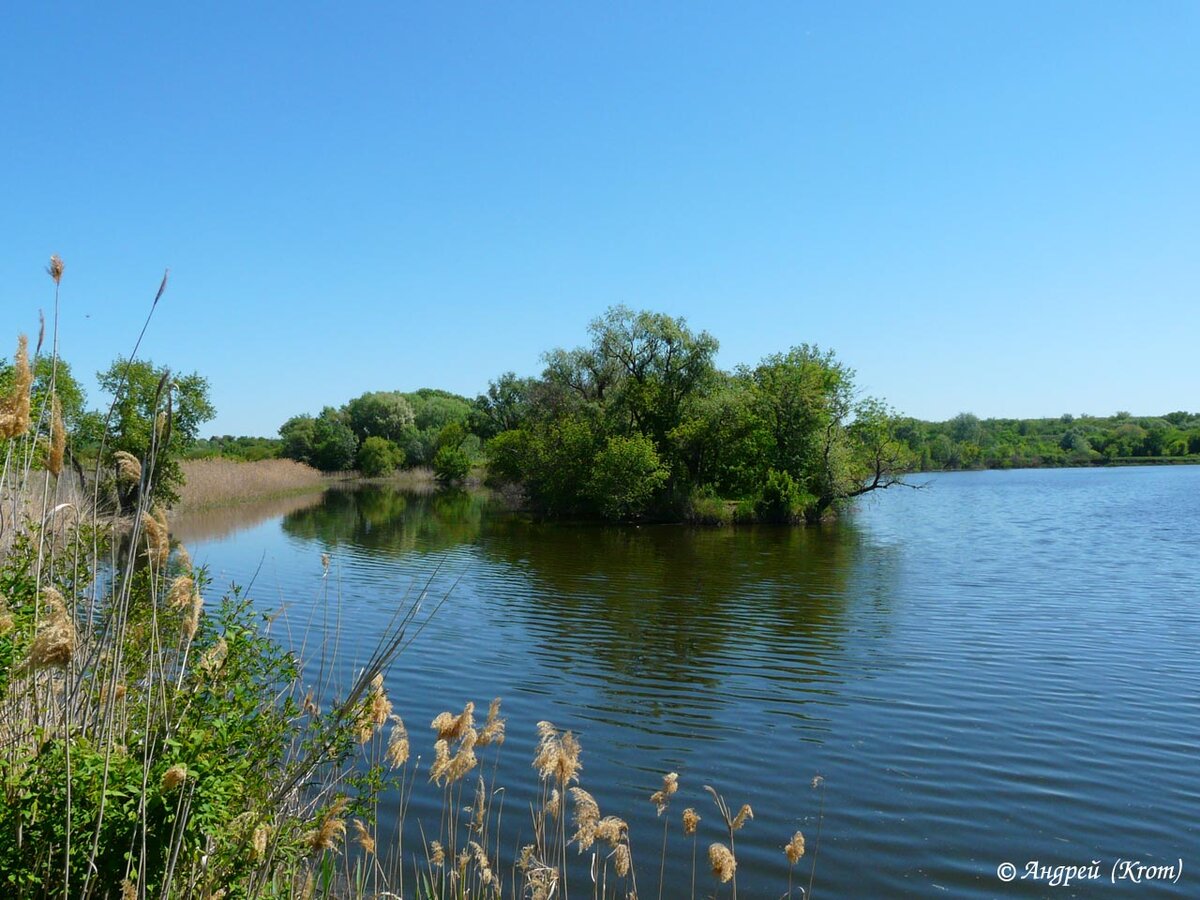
[175,466,1200,897]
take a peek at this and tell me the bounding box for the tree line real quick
[896,410,1200,470]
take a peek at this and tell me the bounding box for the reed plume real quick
[731,804,753,831]
[47,254,64,285]
[430,840,446,866]
[356,672,392,743]
[708,843,736,883]
[307,796,349,853]
[533,721,582,785]
[650,771,678,815]
[167,574,195,609]
[352,819,376,855]
[478,696,506,747]
[161,764,188,791]
[198,637,228,678]
[27,586,75,670]
[181,587,203,641]
[0,335,32,439]
[251,824,270,860]
[570,787,600,850]
[141,506,170,568]
[114,450,142,484]
[784,831,805,865]
[385,714,410,767]
[682,808,699,836]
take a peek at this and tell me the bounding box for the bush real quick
[357,436,404,477]
[686,488,732,526]
[754,468,812,523]
[586,433,668,521]
[433,445,471,484]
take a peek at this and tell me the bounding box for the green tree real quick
[357,435,404,476]
[278,414,317,465]
[345,391,415,443]
[433,445,471,484]
[95,358,215,508]
[309,407,358,472]
[585,433,669,521]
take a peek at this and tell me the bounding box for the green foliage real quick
[586,433,669,521]
[345,391,416,443]
[95,358,215,508]
[895,410,1200,471]
[310,407,359,472]
[186,434,282,461]
[358,436,404,476]
[754,468,811,523]
[433,444,471,484]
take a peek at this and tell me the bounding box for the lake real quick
[174,465,1200,897]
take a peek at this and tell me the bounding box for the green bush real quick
[433,445,471,484]
[586,434,668,521]
[357,436,404,477]
[754,468,812,523]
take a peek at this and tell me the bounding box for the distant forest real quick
[198,410,1200,472]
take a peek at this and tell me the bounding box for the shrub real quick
[754,468,813,523]
[357,435,404,477]
[586,433,669,521]
[433,444,471,484]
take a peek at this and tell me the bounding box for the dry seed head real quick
[356,673,392,743]
[27,586,75,670]
[478,696,506,747]
[429,738,451,784]
[595,816,627,848]
[570,787,601,850]
[352,819,375,855]
[731,803,754,831]
[708,843,736,883]
[114,450,142,485]
[47,255,64,285]
[167,574,195,609]
[546,788,561,820]
[0,335,32,440]
[176,546,192,572]
[785,830,806,865]
[682,807,700,836]
[811,774,825,789]
[120,880,137,900]
[469,840,497,887]
[161,764,188,791]
[650,771,679,815]
[251,823,270,860]
[48,395,65,476]
[614,842,631,877]
[140,508,170,568]
[447,728,479,782]
[430,840,446,866]
[198,637,228,678]
[307,796,348,853]
[181,588,203,641]
[517,843,535,872]
[386,714,410,767]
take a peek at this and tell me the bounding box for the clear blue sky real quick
[2,2,1197,436]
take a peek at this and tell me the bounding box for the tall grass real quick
[0,259,824,898]
[176,458,328,510]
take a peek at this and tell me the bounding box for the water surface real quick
[175,466,1200,896]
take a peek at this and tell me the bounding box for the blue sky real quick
[2,2,1197,436]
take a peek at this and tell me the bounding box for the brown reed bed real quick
[176,457,329,509]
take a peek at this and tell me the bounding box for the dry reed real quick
[176,457,327,509]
